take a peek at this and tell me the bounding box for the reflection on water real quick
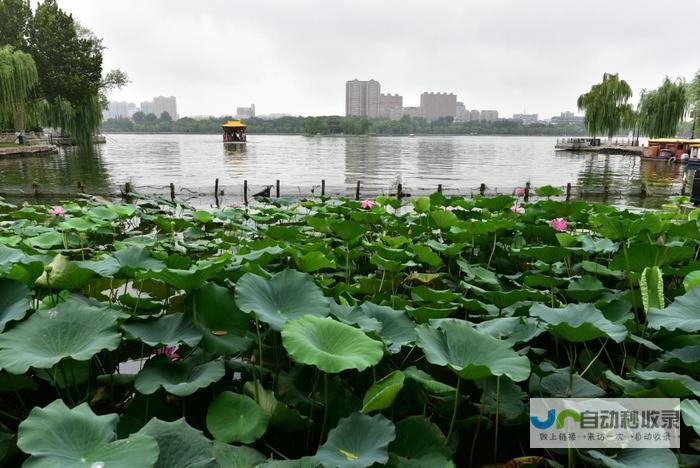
[0,134,693,206]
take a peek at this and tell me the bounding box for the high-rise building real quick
[420,92,457,120]
[140,101,154,116]
[513,113,538,124]
[455,102,468,122]
[480,110,499,122]
[469,109,480,122]
[236,104,256,119]
[550,111,584,124]
[345,79,381,118]
[152,96,178,120]
[378,93,403,119]
[103,101,132,120]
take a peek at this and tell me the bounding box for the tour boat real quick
[222,120,247,144]
[644,138,700,163]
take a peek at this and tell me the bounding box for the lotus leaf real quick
[681,399,700,436]
[361,370,405,413]
[281,315,384,373]
[243,380,310,431]
[312,412,396,468]
[122,312,202,347]
[207,391,270,443]
[137,418,216,468]
[236,269,329,331]
[403,366,455,394]
[647,288,700,332]
[358,302,416,353]
[415,320,530,381]
[632,370,700,397]
[640,266,664,314]
[0,279,31,332]
[587,448,677,468]
[35,254,94,290]
[530,303,628,343]
[0,301,121,374]
[17,399,158,468]
[135,355,225,396]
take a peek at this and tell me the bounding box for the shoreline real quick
[0,145,58,157]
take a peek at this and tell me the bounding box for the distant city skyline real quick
[57,0,700,119]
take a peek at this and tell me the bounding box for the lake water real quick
[0,134,692,207]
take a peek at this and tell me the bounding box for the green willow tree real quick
[0,45,38,134]
[690,71,700,139]
[638,77,687,138]
[27,0,104,146]
[577,73,633,141]
[0,0,31,49]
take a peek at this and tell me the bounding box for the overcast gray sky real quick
[58,0,700,119]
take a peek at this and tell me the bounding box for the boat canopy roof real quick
[648,138,700,144]
[222,120,247,128]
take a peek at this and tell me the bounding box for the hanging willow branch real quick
[42,94,102,147]
[0,45,39,128]
[638,77,688,138]
[577,73,633,140]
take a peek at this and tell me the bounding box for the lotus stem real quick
[447,377,461,439]
[493,376,501,463]
[469,381,488,468]
[320,373,329,444]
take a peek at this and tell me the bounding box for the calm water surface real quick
[0,134,692,206]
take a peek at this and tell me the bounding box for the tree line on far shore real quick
[101,114,591,136]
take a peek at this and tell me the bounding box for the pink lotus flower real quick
[510,203,524,214]
[154,346,180,361]
[50,206,66,216]
[230,200,239,208]
[360,199,375,209]
[550,218,568,232]
[514,187,525,197]
[445,206,455,212]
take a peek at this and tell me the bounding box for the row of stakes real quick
[119,180,579,207]
[22,179,663,204]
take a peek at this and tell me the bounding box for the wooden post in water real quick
[77,181,85,193]
[437,183,443,193]
[321,179,325,196]
[524,182,531,202]
[355,181,361,200]
[124,182,131,199]
[566,183,572,201]
[479,183,486,196]
[276,179,280,198]
[603,184,610,202]
[170,183,175,201]
[32,181,39,198]
[244,180,248,206]
[640,182,647,198]
[214,178,220,207]
[397,183,403,200]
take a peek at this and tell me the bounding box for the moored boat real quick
[644,138,700,163]
[222,120,247,144]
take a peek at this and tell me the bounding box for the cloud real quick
[58,0,700,118]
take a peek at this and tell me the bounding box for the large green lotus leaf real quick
[475,317,544,345]
[81,246,166,277]
[207,391,270,443]
[662,345,700,369]
[137,418,216,468]
[580,236,619,254]
[0,245,45,285]
[122,313,202,347]
[358,302,416,353]
[361,370,405,414]
[0,301,121,374]
[0,279,31,332]
[243,380,309,431]
[17,399,158,468]
[60,216,98,231]
[236,269,329,331]
[25,231,63,249]
[330,301,383,334]
[295,251,336,272]
[193,282,252,354]
[388,415,453,466]
[610,243,694,272]
[681,399,700,436]
[330,220,368,242]
[403,366,455,394]
[647,288,700,332]
[135,355,225,396]
[633,370,700,397]
[530,303,628,343]
[517,246,570,263]
[312,413,396,468]
[213,442,266,467]
[282,315,384,373]
[416,319,530,381]
[35,254,94,290]
[137,259,226,291]
[562,275,607,302]
[640,266,664,314]
[580,260,624,279]
[587,448,677,468]
[537,372,606,398]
